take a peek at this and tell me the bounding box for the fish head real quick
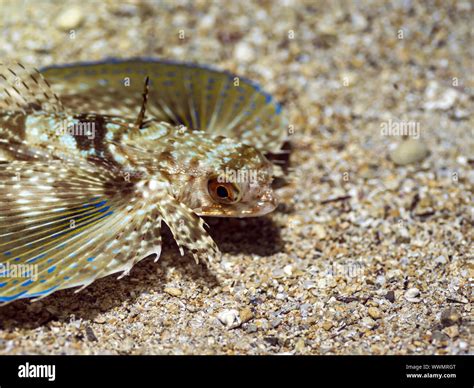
[175,138,278,218]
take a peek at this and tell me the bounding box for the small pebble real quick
[234,42,255,63]
[390,139,429,166]
[199,14,215,30]
[404,288,421,303]
[264,336,279,347]
[440,308,461,327]
[303,280,316,290]
[442,325,459,339]
[93,316,106,324]
[423,81,458,110]
[385,290,396,303]
[367,307,381,320]
[270,318,282,328]
[322,320,334,331]
[164,287,183,297]
[283,264,294,276]
[217,309,241,329]
[56,7,84,30]
[85,326,98,342]
[294,339,306,353]
[314,224,327,239]
[239,307,254,324]
[245,324,258,333]
[275,293,287,300]
[459,341,468,351]
[435,255,447,265]
[351,13,368,31]
[431,330,449,345]
[361,317,376,329]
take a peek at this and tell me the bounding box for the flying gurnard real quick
[0,59,286,302]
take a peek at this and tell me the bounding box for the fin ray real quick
[40,58,286,152]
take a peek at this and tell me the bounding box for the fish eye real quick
[208,177,241,204]
[216,185,229,198]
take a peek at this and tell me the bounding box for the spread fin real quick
[156,191,220,267]
[0,156,220,303]
[0,62,64,114]
[40,59,286,152]
[0,158,162,303]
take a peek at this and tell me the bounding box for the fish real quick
[0,58,287,303]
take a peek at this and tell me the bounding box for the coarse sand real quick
[0,0,472,355]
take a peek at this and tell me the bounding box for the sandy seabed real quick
[0,0,472,355]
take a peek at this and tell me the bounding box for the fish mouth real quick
[194,194,278,218]
[236,195,278,217]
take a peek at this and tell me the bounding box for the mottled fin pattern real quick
[0,62,64,114]
[0,159,149,302]
[0,157,219,303]
[40,58,286,152]
[156,192,220,266]
[0,136,66,163]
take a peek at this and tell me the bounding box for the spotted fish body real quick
[0,59,286,302]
